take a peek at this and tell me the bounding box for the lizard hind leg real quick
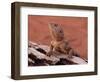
[68,49,80,58]
[68,49,74,58]
[72,50,80,57]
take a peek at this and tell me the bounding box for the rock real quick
[55,58,77,65]
[28,41,87,66]
[28,58,35,66]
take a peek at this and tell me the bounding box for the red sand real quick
[28,15,88,59]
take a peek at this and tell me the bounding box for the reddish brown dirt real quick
[28,15,88,59]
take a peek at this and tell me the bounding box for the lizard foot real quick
[46,51,53,57]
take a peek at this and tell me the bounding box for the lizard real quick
[46,23,80,58]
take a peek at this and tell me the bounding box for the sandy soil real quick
[28,15,88,59]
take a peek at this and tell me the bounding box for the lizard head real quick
[48,23,64,41]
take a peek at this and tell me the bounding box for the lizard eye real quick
[59,30,62,33]
[54,24,58,27]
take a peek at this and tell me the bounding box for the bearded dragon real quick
[46,23,80,58]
